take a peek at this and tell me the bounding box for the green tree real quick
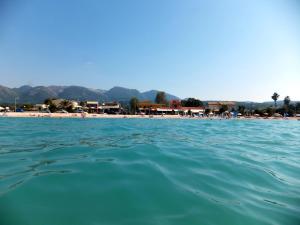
[254,109,263,116]
[284,96,290,106]
[282,96,291,114]
[296,102,300,113]
[155,91,167,105]
[181,98,203,107]
[265,107,275,116]
[271,92,280,108]
[129,97,139,114]
[219,105,228,114]
[44,98,57,112]
[44,98,52,105]
[238,105,245,114]
[205,108,211,115]
[60,100,70,109]
[48,104,57,112]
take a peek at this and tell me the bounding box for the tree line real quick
[238,92,300,117]
[129,91,203,114]
[4,91,300,116]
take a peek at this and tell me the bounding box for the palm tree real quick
[271,92,279,108]
[284,96,290,106]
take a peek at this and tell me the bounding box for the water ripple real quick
[0,118,300,225]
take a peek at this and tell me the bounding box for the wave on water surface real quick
[0,118,300,225]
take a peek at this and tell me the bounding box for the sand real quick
[1,112,300,120]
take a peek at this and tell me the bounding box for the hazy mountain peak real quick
[0,85,180,104]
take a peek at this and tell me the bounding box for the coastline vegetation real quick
[1,92,300,117]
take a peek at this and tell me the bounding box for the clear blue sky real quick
[0,0,300,101]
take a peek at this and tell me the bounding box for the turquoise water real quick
[0,118,299,225]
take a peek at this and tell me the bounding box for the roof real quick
[51,99,64,105]
[35,104,47,107]
[219,101,236,105]
[157,108,177,112]
[99,105,121,109]
[181,107,205,110]
[138,102,164,109]
[207,102,220,105]
[86,101,98,105]
[138,100,153,104]
[207,101,236,106]
[102,102,120,106]
[154,106,204,112]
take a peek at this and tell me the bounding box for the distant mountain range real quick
[0,85,180,104]
[1,85,298,108]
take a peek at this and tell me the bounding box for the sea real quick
[0,118,299,225]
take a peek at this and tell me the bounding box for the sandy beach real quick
[1,112,184,119]
[1,112,299,120]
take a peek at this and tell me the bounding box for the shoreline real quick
[1,112,299,120]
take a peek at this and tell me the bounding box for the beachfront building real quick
[66,100,80,110]
[137,100,164,114]
[70,101,82,111]
[99,102,122,114]
[207,101,236,114]
[35,104,48,111]
[156,107,179,115]
[137,100,205,116]
[154,106,205,116]
[53,99,84,112]
[86,101,99,113]
[51,99,78,109]
[180,107,205,116]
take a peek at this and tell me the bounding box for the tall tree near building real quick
[219,105,228,114]
[44,98,52,105]
[271,92,280,108]
[43,98,57,112]
[129,97,139,114]
[283,96,291,114]
[155,91,167,105]
[296,102,300,113]
[284,96,290,106]
[60,100,70,109]
[238,105,246,114]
